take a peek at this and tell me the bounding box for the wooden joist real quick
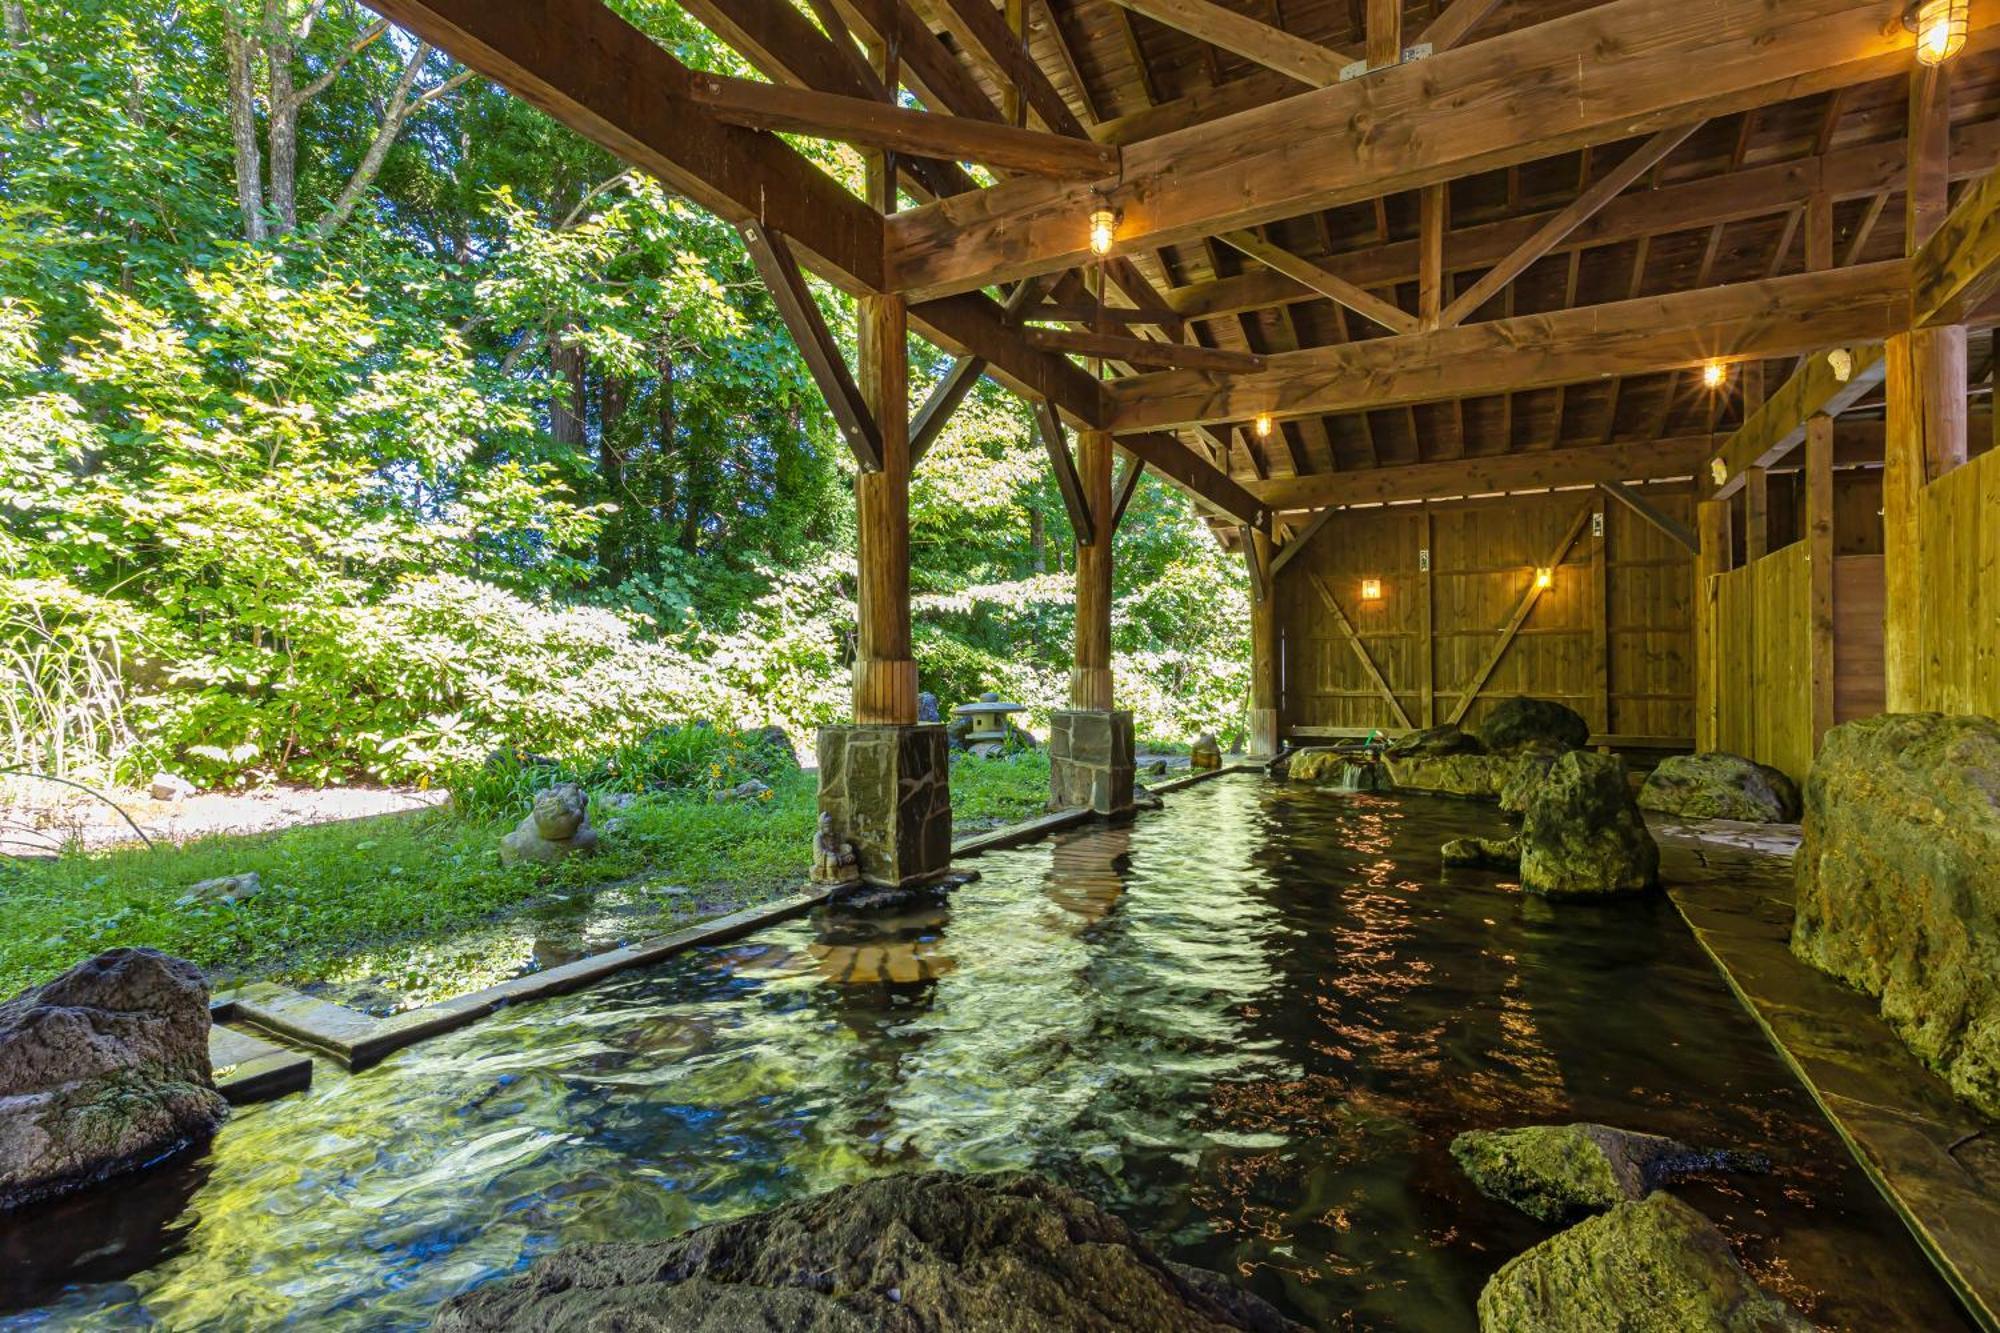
[1036,400,1096,546]
[1913,162,2000,328]
[686,72,1119,178]
[1023,327,1266,373]
[885,0,1958,299]
[1218,231,1415,334]
[1100,0,1357,87]
[909,355,987,466]
[1708,344,1886,498]
[934,0,1087,136]
[1109,260,1914,431]
[368,0,884,291]
[1247,437,1714,512]
[742,224,883,471]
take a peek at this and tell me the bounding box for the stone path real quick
[1655,820,2000,1333]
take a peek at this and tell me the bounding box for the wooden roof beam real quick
[1914,161,2000,328]
[1109,260,1916,431]
[1708,344,1887,498]
[1101,0,1359,88]
[1116,431,1267,528]
[1248,436,1715,511]
[369,0,883,291]
[885,0,1984,300]
[686,72,1119,178]
[1217,230,1416,333]
[1024,326,1265,372]
[1417,0,1503,53]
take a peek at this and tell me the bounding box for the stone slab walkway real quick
[207,1023,312,1105]
[1656,822,2000,1333]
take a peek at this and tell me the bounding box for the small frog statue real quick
[812,811,861,885]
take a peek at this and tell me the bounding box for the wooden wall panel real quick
[1917,448,2000,715]
[1275,487,1694,742]
[1710,544,1814,783]
[1834,555,1886,723]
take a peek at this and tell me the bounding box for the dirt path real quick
[1,776,449,856]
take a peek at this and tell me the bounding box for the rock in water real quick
[1519,751,1658,897]
[1792,713,2000,1118]
[1442,836,1520,870]
[1386,724,1485,758]
[433,1171,1303,1332]
[1451,1124,1767,1224]
[1497,742,1566,814]
[1475,697,1590,755]
[498,783,599,867]
[1476,1193,1811,1333]
[1385,752,1514,800]
[0,949,228,1210]
[1638,752,1801,823]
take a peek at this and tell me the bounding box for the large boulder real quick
[1497,742,1566,814]
[1638,752,1801,823]
[1792,713,2000,1118]
[498,782,599,867]
[0,949,228,1210]
[1385,724,1484,759]
[1288,748,1384,789]
[1385,752,1515,800]
[1476,1193,1812,1333]
[1475,697,1590,755]
[434,1170,1303,1332]
[1442,835,1520,870]
[1451,1124,1766,1225]
[1519,751,1658,897]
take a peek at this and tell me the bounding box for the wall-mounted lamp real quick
[1088,207,1118,257]
[1827,347,1853,383]
[1254,413,1273,439]
[1360,578,1383,601]
[1709,457,1729,487]
[1702,360,1727,390]
[1534,567,1554,591]
[1906,0,1968,65]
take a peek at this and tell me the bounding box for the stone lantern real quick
[951,692,1026,757]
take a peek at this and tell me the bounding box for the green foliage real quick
[449,722,799,820]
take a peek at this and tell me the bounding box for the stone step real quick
[208,1023,312,1105]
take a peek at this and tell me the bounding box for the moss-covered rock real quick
[1476,1193,1812,1333]
[1386,752,1514,800]
[1386,724,1484,759]
[1519,751,1658,897]
[0,948,227,1210]
[1497,742,1566,814]
[1289,748,1385,789]
[1475,697,1590,754]
[1451,1124,1765,1224]
[1443,836,1520,870]
[1638,753,1801,823]
[1792,713,2000,1118]
[434,1171,1304,1332]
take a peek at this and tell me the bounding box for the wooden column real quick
[1249,526,1279,753]
[1805,412,1836,750]
[1071,427,1114,711]
[1743,466,1769,563]
[1694,498,1732,751]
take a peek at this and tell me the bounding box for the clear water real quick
[0,777,1972,1331]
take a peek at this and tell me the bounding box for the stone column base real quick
[818,724,952,887]
[1048,709,1135,814]
[1248,707,1279,758]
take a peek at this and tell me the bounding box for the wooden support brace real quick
[1447,502,1594,726]
[1111,457,1146,531]
[1595,481,1696,554]
[1308,571,1415,729]
[910,355,987,466]
[1036,400,1096,547]
[742,223,882,471]
[1269,506,1337,579]
[1242,525,1271,603]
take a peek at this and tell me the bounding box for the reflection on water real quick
[0,779,1973,1331]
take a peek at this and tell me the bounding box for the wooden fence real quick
[1917,447,2000,715]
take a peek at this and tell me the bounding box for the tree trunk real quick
[223,9,267,243]
[655,344,678,522]
[1029,506,1046,573]
[262,0,299,233]
[599,373,629,584]
[549,330,586,449]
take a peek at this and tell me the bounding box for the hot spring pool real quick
[0,776,1973,1330]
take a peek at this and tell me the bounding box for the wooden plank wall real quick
[1711,544,1815,783]
[1917,446,2000,714]
[1834,555,1886,722]
[1274,488,1695,742]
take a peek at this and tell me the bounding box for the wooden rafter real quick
[1433,122,1703,330]
[1446,503,1594,726]
[1219,230,1416,334]
[909,355,988,465]
[1250,436,1714,511]
[1914,162,2000,328]
[1308,572,1415,728]
[1024,326,1266,372]
[1101,0,1358,87]
[885,0,1954,299]
[741,224,883,471]
[1417,0,1503,52]
[1036,400,1097,546]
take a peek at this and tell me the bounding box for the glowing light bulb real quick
[1088,207,1116,257]
[1254,413,1273,439]
[1828,347,1853,383]
[1360,578,1383,601]
[1534,567,1553,591]
[1702,360,1727,390]
[1910,0,1967,65]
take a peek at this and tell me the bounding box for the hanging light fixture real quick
[1906,0,1968,65]
[1088,207,1118,257]
[1254,413,1273,439]
[1702,360,1727,390]
[1534,567,1554,591]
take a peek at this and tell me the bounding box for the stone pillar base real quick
[1248,707,1279,758]
[1048,709,1135,815]
[818,724,952,887]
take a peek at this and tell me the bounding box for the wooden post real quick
[1743,466,1768,564]
[1694,498,1731,751]
[1071,427,1114,711]
[1589,497,1609,737]
[1805,412,1835,750]
[1417,508,1435,727]
[1249,525,1279,753]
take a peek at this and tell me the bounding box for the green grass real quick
[0,753,1056,998]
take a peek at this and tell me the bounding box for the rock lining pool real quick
[0,776,1973,1330]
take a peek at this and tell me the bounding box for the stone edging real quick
[210,765,1254,1078]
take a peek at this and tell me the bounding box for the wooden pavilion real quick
[372,0,2000,886]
